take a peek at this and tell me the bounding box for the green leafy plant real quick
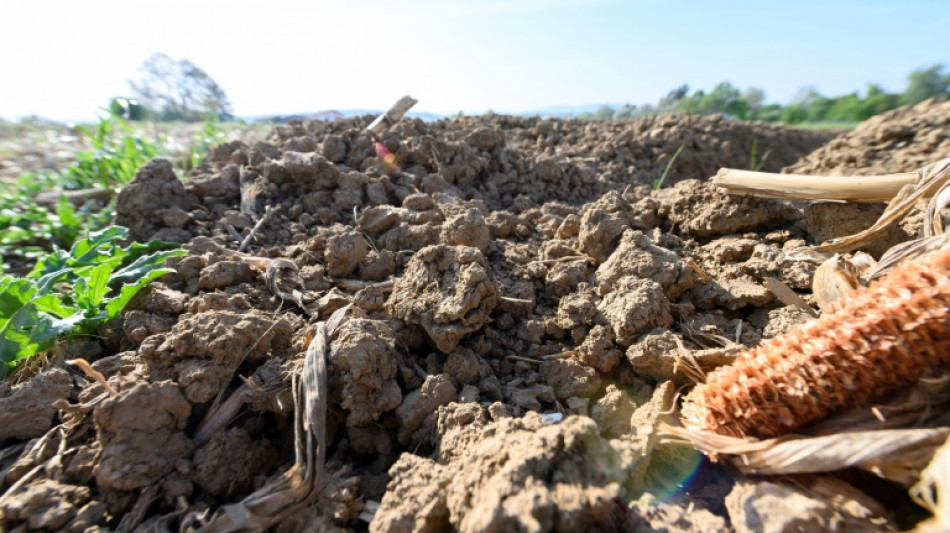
[652,145,685,190]
[0,226,185,375]
[0,177,114,274]
[68,109,160,188]
[0,110,166,272]
[748,140,771,172]
[185,113,226,171]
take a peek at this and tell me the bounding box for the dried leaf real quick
[811,256,860,311]
[193,306,351,532]
[763,277,818,317]
[663,424,949,487]
[868,233,949,281]
[811,158,950,254]
[911,435,950,532]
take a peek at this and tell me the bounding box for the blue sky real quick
[1,0,947,121]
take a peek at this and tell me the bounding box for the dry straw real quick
[189,306,350,532]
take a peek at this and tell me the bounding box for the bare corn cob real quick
[681,246,950,439]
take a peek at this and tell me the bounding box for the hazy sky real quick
[2,0,947,121]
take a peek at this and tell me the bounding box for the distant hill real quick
[242,104,632,123]
[515,103,626,118]
[246,109,446,123]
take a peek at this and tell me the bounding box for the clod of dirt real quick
[368,453,452,533]
[0,479,91,530]
[540,358,603,400]
[188,162,242,200]
[574,324,623,373]
[373,409,627,533]
[115,158,199,242]
[395,373,457,446]
[443,347,494,385]
[325,228,369,277]
[440,208,491,253]
[659,179,799,238]
[139,310,299,403]
[590,384,641,437]
[545,259,591,298]
[555,285,600,330]
[192,428,277,498]
[0,368,71,440]
[625,330,739,383]
[757,304,813,338]
[803,201,910,257]
[197,260,256,291]
[630,493,728,533]
[618,381,699,496]
[578,191,656,262]
[725,478,893,533]
[387,245,498,352]
[598,276,673,347]
[93,381,193,491]
[328,319,403,429]
[596,230,698,300]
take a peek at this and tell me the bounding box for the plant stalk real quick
[712,168,916,202]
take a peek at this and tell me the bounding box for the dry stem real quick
[712,168,916,202]
[364,96,418,138]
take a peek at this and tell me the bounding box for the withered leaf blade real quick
[811,256,860,312]
[192,306,351,533]
[911,435,950,532]
[763,277,818,317]
[663,424,950,487]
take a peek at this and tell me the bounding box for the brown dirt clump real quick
[387,244,499,353]
[9,110,923,532]
[373,407,627,533]
[0,368,72,440]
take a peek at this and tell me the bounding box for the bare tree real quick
[129,53,233,121]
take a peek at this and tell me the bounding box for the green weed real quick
[69,109,160,188]
[185,113,227,171]
[652,145,685,190]
[748,140,771,171]
[0,226,185,375]
[0,110,228,273]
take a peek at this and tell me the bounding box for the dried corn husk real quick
[713,158,950,255]
[664,424,949,487]
[682,243,950,439]
[911,436,950,532]
[810,158,950,254]
[811,255,862,311]
[711,168,916,202]
[190,306,350,533]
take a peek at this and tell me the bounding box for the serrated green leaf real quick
[105,267,175,319]
[56,196,79,229]
[77,263,112,309]
[1,310,85,370]
[32,293,75,319]
[69,226,127,265]
[110,248,186,286]
[0,277,36,317]
[30,247,72,278]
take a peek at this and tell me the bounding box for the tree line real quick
[582,64,950,125]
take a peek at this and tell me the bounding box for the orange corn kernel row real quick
[680,246,950,439]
